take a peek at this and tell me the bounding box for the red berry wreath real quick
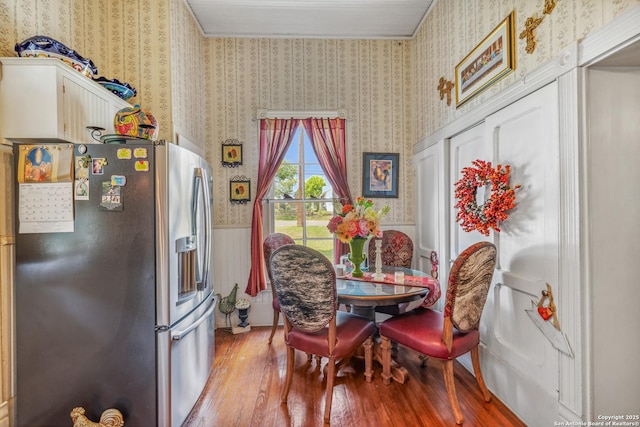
[454,159,520,236]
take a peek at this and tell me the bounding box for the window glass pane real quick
[270,122,336,262]
[274,160,300,199]
[306,239,333,260]
[303,172,328,199]
[285,131,300,163]
[274,202,304,239]
[303,137,314,162]
[304,203,333,239]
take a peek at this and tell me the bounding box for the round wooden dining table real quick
[336,266,439,384]
[336,266,433,320]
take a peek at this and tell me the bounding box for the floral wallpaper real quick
[170,0,206,149]
[0,0,173,142]
[0,0,638,229]
[414,0,640,142]
[203,38,415,227]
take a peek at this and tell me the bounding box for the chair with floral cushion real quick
[263,233,295,344]
[269,244,376,423]
[378,241,497,425]
[368,230,415,315]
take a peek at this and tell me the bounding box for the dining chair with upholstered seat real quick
[263,233,295,344]
[368,230,415,315]
[379,241,497,425]
[269,244,376,423]
[368,230,414,269]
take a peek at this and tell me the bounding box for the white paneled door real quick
[449,82,561,427]
[413,141,448,311]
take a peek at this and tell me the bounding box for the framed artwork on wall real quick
[455,11,516,107]
[222,139,243,167]
[230,176,251,204]
[362,152,399,198]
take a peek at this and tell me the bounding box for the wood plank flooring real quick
[183,326,526,427]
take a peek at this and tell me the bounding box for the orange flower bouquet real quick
[327,197,390,244]
[327,197,390,277]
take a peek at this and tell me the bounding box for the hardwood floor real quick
[184,326,526,427]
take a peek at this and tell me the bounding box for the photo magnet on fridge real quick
[100,182,123,211]
[74,179,89,201]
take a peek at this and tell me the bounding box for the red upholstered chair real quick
[263,233,295,344]
[368,230,415,315]
[269,245,376,423]
[379,241,497,425]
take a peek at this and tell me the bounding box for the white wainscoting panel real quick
[482,81,561,427]
[212,227,256,329]
[212,225,417,329]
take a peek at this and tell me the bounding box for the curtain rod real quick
[253,109,348,121]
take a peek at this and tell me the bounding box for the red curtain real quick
[302,117,352,263]
[245,118,300,297]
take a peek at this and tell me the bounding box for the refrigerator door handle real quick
[201,169,212,290]
[171,299,216,341]
[191,168,211,290]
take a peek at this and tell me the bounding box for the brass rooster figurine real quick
[70,407,124,427]
[217,283,239,329]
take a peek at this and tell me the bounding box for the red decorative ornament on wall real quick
[454,159,520,236]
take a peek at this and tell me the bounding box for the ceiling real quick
[184,0,435,39]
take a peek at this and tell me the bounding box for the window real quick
[268,125,336,260]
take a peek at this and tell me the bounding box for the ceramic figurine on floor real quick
[217,283,239,330]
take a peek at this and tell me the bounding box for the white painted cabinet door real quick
[482,82,560,427]
[62,76,113,143]
[414,141,447,309]
[0,58,128,144]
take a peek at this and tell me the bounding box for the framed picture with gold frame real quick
[455,11,516,108]
[229,176,251,205]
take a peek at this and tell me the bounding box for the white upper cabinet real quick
[0,58,129,144]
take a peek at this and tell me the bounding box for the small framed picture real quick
[230,177,251,204]
[362,152,399,198]
[222,140,243,167]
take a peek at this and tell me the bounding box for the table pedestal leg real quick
[349,305,410,384]
[379,336,409,384]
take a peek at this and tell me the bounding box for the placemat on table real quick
[343,272,438,288]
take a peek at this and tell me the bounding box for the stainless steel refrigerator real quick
[13,140,216,427]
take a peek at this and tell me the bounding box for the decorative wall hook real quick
[437,77,455,106]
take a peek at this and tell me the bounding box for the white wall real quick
[587,66,640,416]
